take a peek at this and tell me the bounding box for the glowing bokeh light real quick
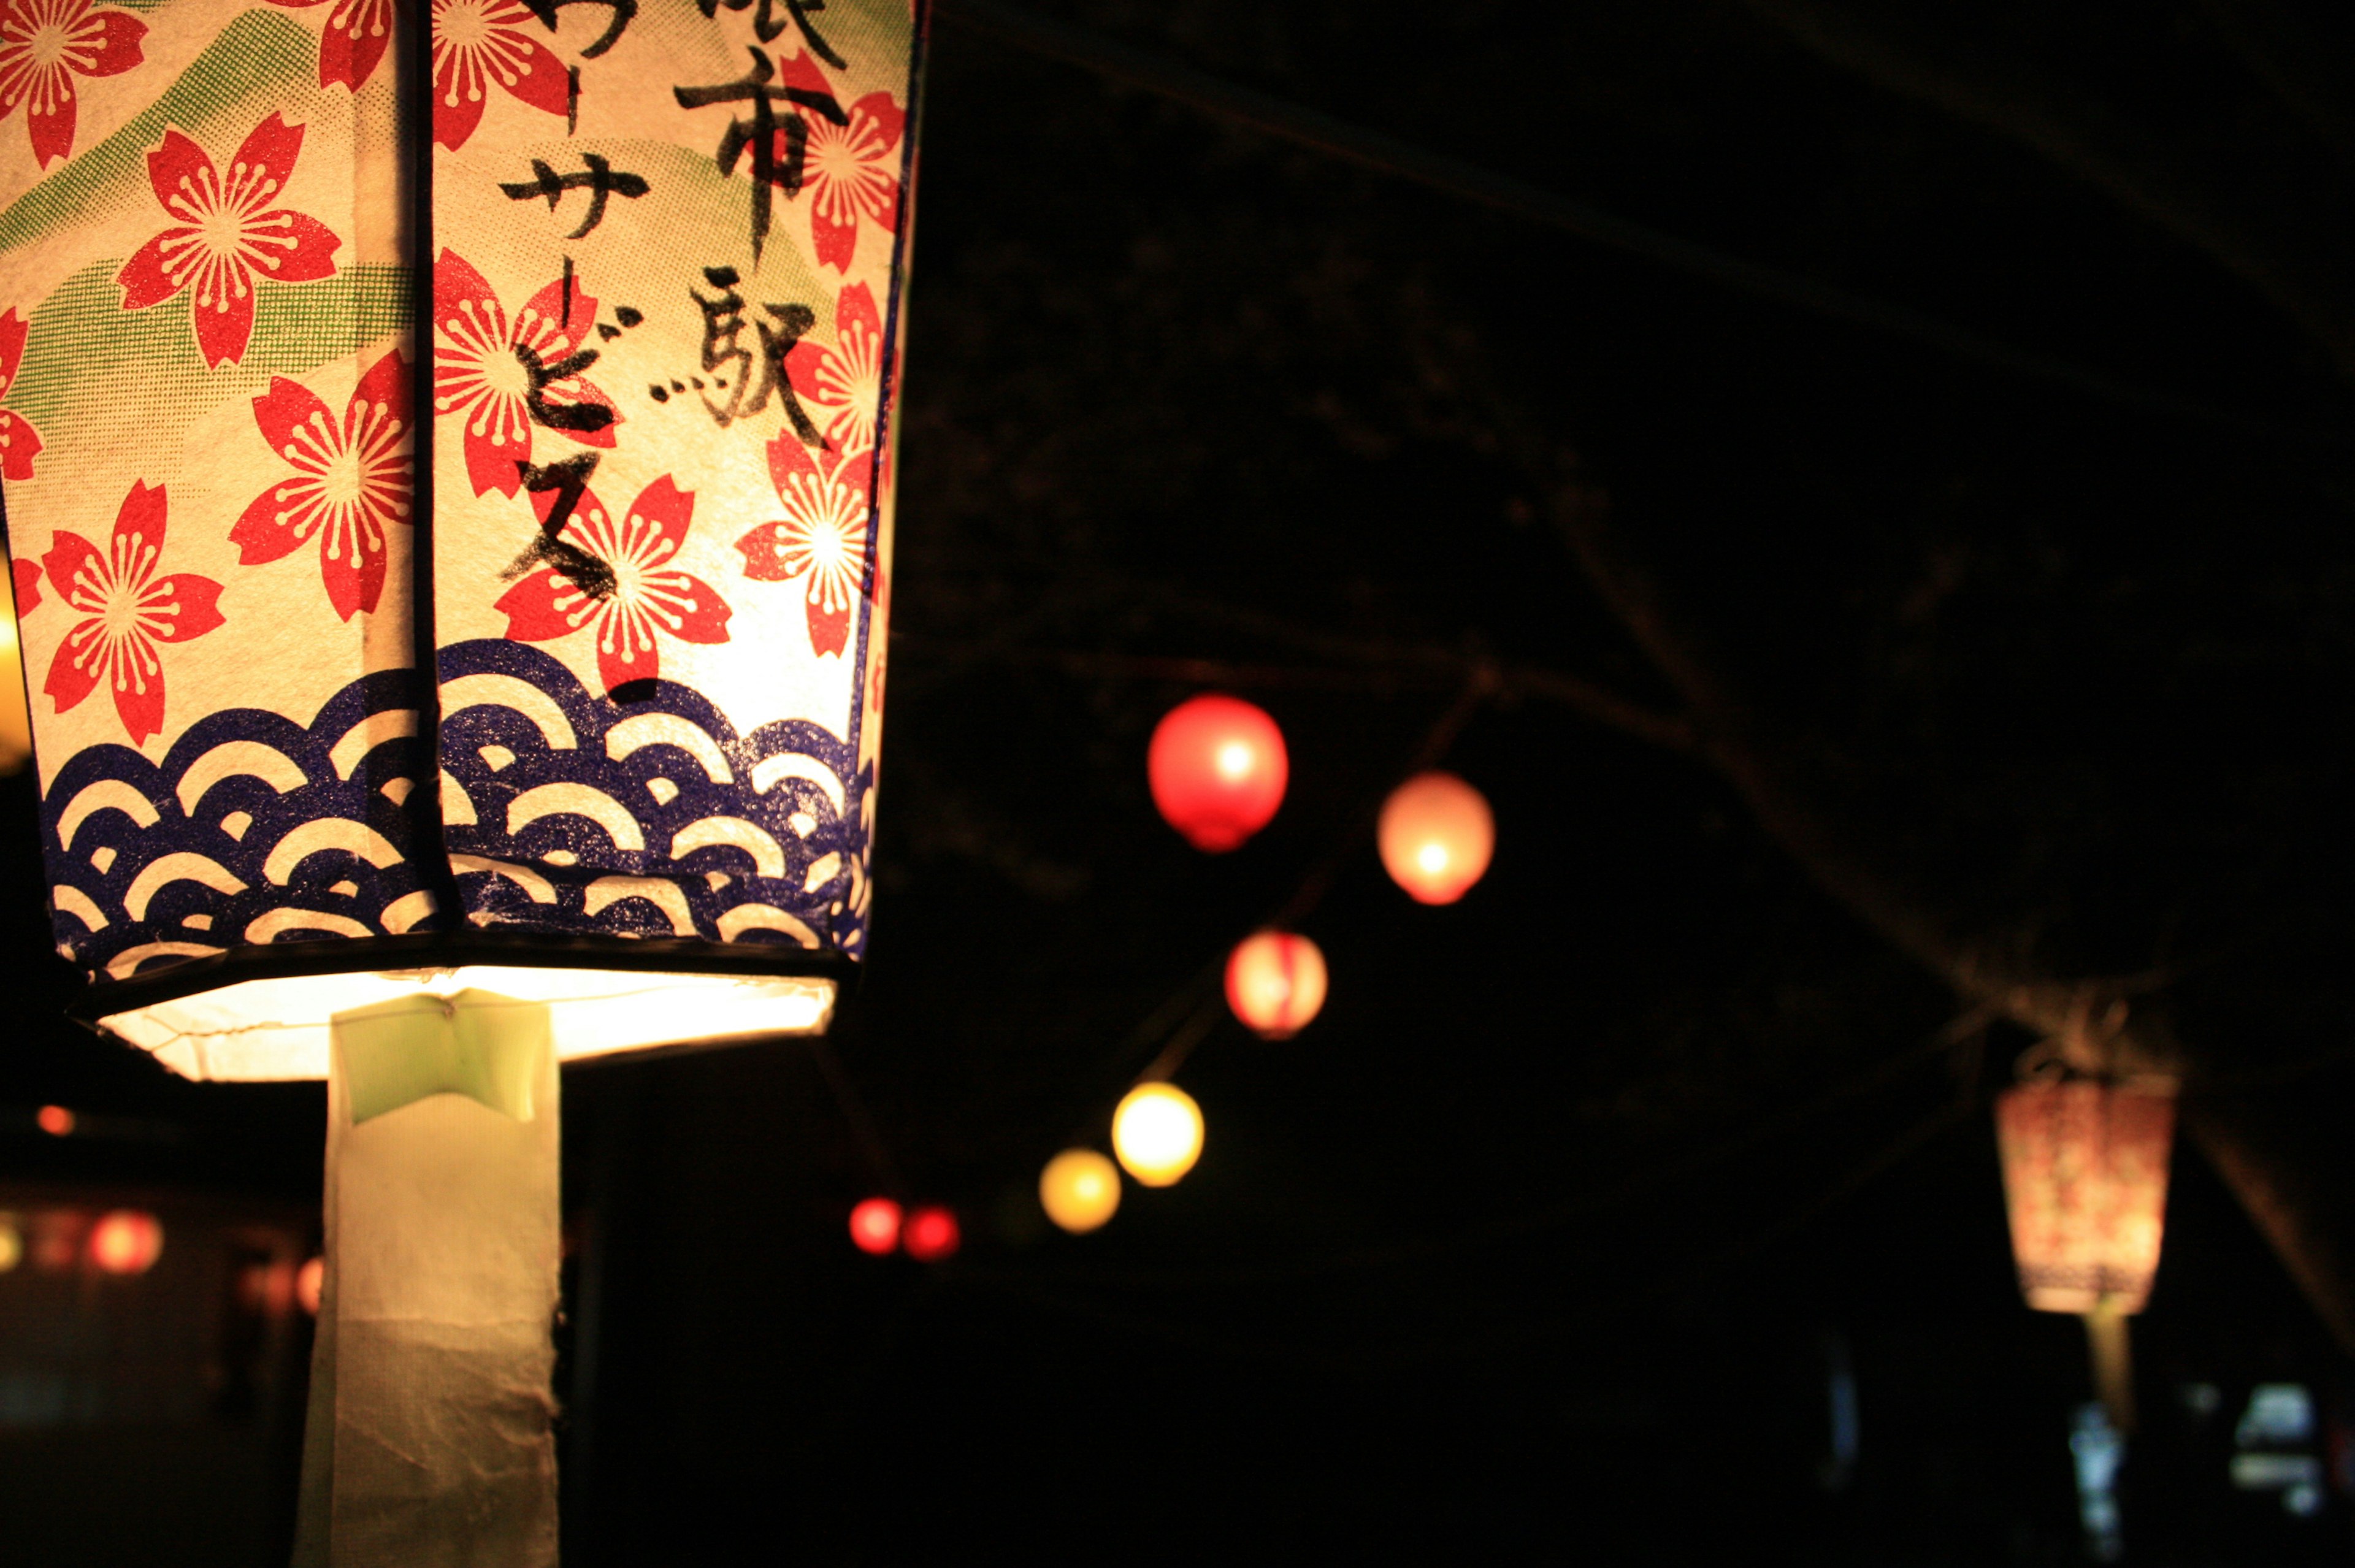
[1147,695,1289,852]
[0,1218,20,1274]
[1224,930,1328,1039]
[296,1256,325,1316]
[35,1105,73,1136]
[1112,1083,1204,1188]
[1039,1149,1122,1234]
[902,1206,961,1261]
[1996,1079,2175,1314]
[1377,771,1495,904]
[848,1197,903,1256]
[88,1210,163,1276]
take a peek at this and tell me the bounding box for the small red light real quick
[36,1105,74,1136]
[848,1197,902,1255]
[902,1206,960,1262]
[88,1210,163,1276]
[1147,694,1289,852]
[296,1256,324,1316]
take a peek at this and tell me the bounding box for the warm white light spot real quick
[1112,1083,1204,1188]
[1215,742,1254,779]
[1416,843,1449,874]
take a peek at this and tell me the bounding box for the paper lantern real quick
[901,1204,960,1261]
[0,2,924,1557]
[1112,1082,1203,1188]
[1377,771,1494,904]
[88,1209,163,1275]
[1996,1080,2175,1315]
[1148,694,1288,852]
[1039,1147,1121,1234]
[1224,930,1326,1039]
[0,1218,21,1274]
[848,1196,902,1255]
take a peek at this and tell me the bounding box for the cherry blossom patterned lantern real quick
[0,0,925,1559]
[1148,693,1289,852]
[1224,929,1326,1039]
[1377,770,1494,904]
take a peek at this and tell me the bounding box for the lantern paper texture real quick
[1996,1080,2175,1315]
[0,0,922,1074]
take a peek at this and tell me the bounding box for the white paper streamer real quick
[294,991,562,1567]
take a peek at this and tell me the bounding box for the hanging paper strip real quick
[427,0,917,960]
[0,0,924,1076]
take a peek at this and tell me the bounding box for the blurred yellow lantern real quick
[1377,771,1495,904]
[0,550,28,774]
[1224,930,1327,1039]
[1040,1148,1122,1233]
[1112,1083,1204,1188]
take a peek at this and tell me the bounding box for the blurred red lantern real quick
[36,1105,72,1136]
[1224,931,1328,1039]
[88,1210,163,1276]
[902,1206,960,1262]
[1996,1079,2174,1315]
[848,1198,903,1256]
[1148,695,1289,852]
[1377,771,1494,904]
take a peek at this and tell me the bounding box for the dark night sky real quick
[7,2,2355,1562]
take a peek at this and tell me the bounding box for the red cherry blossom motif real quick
[115,114,342,370]
[803,89,903,273]
[787,281,883,459]
[231,349,411,621]
[433,249,617,499]
[735,430,870,658]
[0,0,145,169]
[10,556,37,613]
[264,0,394,91]
[41,481,225,744]
[495,476,732,694]
[430,0,566,152]
[0,307,42,481]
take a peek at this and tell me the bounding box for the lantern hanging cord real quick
[810,1035,908,1199]
[933,0,2349,454]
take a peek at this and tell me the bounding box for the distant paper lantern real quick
[1377,771,1494,904]
[0,1217,21,1274]
[1148,695,1289,852]
[296,1255,324,1317]
[1039,1148,1122,1234]
[902,1205,960,1261]
[848,1196,903,1255]
[1224,930,1327,1039]
[0,2,925,1560]
[88,1209,163,1276]
[1112,1083,1204,1188]
[1996,1080,2175,1315]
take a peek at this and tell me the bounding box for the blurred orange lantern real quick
[902,1206,961,1262]
[88,1210,163,1276]
[849,1198,903,1256]
[1996,1079,2174,1315]
[1225,931,1328,1039]
[1377,772,1494,904]
[296,1256,325,1317]
[36,1105,72,1136]
[1997,1076,2175,1431]
[1148,695,1289,852]
[1039,1149,1122,1234]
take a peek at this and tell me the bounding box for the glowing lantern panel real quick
[1996,1080,2175,1314]
[1040,1149,1122,1234]
[1225,931,1327,1039]
[1113,1084,1204,1188]
[1378,772,1494,904]
[902,1206,960,1261]
[88,1210,163,1276]
[848,1197,903,1256]
[1149,695,1289,852]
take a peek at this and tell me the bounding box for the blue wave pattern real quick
[435,640,871,955]
[39,670,440,981]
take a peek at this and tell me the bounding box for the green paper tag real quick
[332,990,551,1125]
